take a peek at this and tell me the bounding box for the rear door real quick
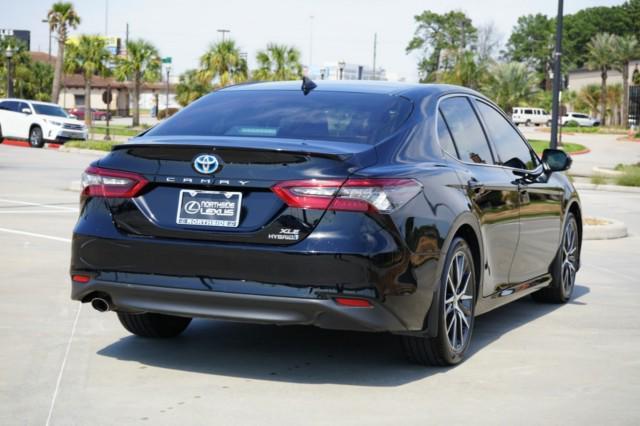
[15,102,33,139]
[474,99,563,283]
[0,101,20,137]
[439,96,521,297]
[98,138,377,245]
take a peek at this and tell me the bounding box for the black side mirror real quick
[542,148,572,172]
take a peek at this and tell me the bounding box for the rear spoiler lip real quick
[113,136,375,161]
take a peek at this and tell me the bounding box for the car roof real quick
[220,80,485,101]
[2,98,61,108]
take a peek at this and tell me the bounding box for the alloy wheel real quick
[30,128,42,147]
[444,251,474,352]
[561,219,578,295]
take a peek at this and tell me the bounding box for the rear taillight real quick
[81,166,148,198]
[272,178,422,213]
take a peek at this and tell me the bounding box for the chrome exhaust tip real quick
[90,297,111,313]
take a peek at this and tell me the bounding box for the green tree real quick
[563,5,630,68]
[606,83,623,126]
[504,14,555,89]
[253,44,302,81]
[115,39,161,127]
[200,39,247,87]
[439,51,488,90]
[586,33,618,125]
[47,2,81,103]
[0,38,53,100]
[613,34,638,128]
[175,69,211,106]
[574,84,600,117]
[481,62,537,114]
[406,10,477,82]
[64,35,111,126]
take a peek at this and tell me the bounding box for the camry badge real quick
[192,154,221,175]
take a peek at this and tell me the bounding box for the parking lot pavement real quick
[520,127,640,176]
[1,144,640,425]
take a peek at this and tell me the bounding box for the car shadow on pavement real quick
[97,284,589,386]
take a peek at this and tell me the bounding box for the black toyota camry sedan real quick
[70,80,581,366]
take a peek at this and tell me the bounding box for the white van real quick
[512,107,551,127]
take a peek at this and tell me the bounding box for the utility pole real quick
[41,19,51,59]
[105,0,109,36]
[309,15,314,68]
[125,22,129,47]
[217,29,230,42]
[372,33,377,80]
[550,0,564,149]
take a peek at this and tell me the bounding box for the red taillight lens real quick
[272,178,422,213]
[81,166,148,198]
[334,297,373,307]
[71,274,91,283]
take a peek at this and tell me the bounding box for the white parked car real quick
[561,112,600,127]
[511,107,552,127]
[0,98,88,148]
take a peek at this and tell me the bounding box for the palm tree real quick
[200,39,247,87]
[253,43,302,81]
[64,35,111,126]
[575,84,601,117]
[481,62,537,115]
[586,33,618,126]
[114,39,161,127]
[613,35,638,128]
[47,2,81,103]
[175,69,212,106]
[606,83,623,126]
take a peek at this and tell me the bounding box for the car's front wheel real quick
[533,213,579,303]
[29,126,44,148]
[117,312,192,338]
[402,237,476,366]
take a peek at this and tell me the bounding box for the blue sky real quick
[2,0,626,81]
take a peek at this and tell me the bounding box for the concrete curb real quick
[583,218,628,240]
[574,182,640,194]
[592,167,623,177]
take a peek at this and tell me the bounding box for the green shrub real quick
[157,108,179,119]
[564,120,580,127]
[615,167,640,187]
[590,175,607,185]
[64,140,123,151]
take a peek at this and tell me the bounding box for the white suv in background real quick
[561,112,600,127]
[0,99,88,148]
[511,107,552,127]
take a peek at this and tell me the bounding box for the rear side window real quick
[439,97,493,164]
[476,101,538,170]
[0,101,18,112]
[437,110,458,158]
[146,90,413,145]
[524,109,533,114]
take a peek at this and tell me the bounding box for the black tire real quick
[532,213,579,303]
[117,311,192,338]
[0,124,3,143]
[525,119,532,127]
[546,120,552,127]
[402,237,477,366]
[29,126,45,148]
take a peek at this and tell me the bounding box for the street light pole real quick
[338,61,345,80]
[165,66,171,118]
[41,19,52,59]
[5,47,14,98]
[550,0,564,149]
[217,29,230,42]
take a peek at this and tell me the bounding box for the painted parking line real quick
[0,198,78,211]
[0,227,72,243]
[0,210,77,214]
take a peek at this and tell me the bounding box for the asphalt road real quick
[1,143,639,425]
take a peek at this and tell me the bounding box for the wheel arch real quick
[422,212,484,336]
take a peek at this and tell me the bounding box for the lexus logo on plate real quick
[192,154,221,175]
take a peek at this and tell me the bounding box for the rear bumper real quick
[71,279,407,332]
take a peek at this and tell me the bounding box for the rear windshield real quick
[146,90,413,144]
[33,104,69,118]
